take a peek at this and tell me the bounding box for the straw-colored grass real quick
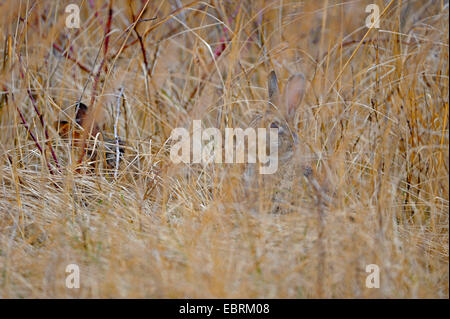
[0,0,448,298]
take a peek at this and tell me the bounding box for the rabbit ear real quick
[75,102,88,126]
[284,73,305,118]
[268,70,280,110]
[75,102,102,137]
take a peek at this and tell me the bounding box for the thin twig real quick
[16,55,60,170]
[11,92,55,174]
[52,43,90,74]
[127,0,150,73]
[114,87,124,179]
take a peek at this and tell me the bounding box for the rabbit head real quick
[55,102,125,170]
[55,102,101,140]
[258,70,306,162]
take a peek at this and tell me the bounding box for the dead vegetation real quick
[0,0,448,298]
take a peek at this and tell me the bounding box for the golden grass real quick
[0,0,448,298]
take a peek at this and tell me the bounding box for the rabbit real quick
[55,102,125,171]
[244,70,331,214]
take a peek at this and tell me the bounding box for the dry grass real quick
[0,0,448,298]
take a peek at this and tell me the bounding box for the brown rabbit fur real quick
[55,102,125,171]
[245,70,331,214]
